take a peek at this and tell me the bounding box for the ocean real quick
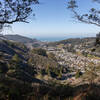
[36,37,69,42]
[36,36,95,42]
[27,33,96,42]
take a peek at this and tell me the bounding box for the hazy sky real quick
[5,0,100,38]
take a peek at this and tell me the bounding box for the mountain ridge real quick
[0,34,44,48]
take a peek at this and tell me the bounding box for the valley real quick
[0,34,100,100]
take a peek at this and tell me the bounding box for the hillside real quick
[0,38,100,100]
[0,39,65,84]
[46,37,100,56]
[47,37,96,47]
[0,34,7,40]
[4,34,44,48]
[4,34,37,43]
[43,36,100,84]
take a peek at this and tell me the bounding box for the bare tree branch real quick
[67,0,100,27]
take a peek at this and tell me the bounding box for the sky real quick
[4,0,100,40]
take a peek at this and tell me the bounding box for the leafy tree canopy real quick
[0,0,39,31]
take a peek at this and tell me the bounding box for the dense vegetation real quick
[0,37,100,100]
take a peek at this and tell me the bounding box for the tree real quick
[12,54,21,63]
[46,63,51,76]
[68,0,100,50]
[32,48,47,57]
[0,0,39,31]
[0,52,4,61]
[96,32,100,45]
[0,62,8,73]
[75,69,82,79]
[9,54,22,69]
[67,0,100,27]
[48,52,57,61]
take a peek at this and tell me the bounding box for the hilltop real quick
[0,34,44,48]
[5,34,38,43]
[47,37,96,47]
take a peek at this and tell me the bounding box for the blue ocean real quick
[36,36,95,42]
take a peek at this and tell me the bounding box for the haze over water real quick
[27,33,97,42]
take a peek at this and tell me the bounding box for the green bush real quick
[47,52,57,61]
[31,48,47,56]
[12,54,21,63]
[75,70,82,78]
[0,62,8,73]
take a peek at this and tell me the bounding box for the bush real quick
[47,52,57,61]
[0,62,8,73]
[12,54,21,63]
[31,48,47,56]
[8,54,22,69]
[75,70,82,78]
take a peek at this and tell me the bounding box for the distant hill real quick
[0,34,7,40]
[4,34,37,43]
[47,37,96,47]
[4,34,44,48]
